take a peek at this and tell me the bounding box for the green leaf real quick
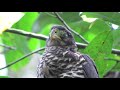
[39,24,51,48]
[12,12,39,54]
[1,33,30,71]
[112,62,120,72]
[106,54,120,72]
[110,30,120,72]
[82,12,120,25]
[1,12,39,71]
[69,21,90,43]
[59,12,82,23]
[32,12,81,33]
[112,29,120,49]
[84,19,111,42]
[32,12,58,33]
[12,12,39,32]
[31,12,58,48]
[84,30,116,77]
[0,76,9,78]
[0,12,24,34]
[8,12,40,69]
[28,38,41,51]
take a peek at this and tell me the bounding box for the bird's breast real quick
[42,46,87,78]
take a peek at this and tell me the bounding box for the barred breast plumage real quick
[37,46,87,78]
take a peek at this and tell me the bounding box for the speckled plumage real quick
[37,25,99,78]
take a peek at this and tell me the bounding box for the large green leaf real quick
[84,30,116,77]
[12,12,39,32]
[82,12,120,25]
[83,19,111,42]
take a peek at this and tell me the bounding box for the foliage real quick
[0,12,24,34]
[0,76,9,78]
[0,12,120,78]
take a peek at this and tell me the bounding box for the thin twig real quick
[76,42,87,49]
[0,47,45,70]
[105,58,120,62]
[0,44,16,50]
[4,28,120,55]
[53,12,89,44]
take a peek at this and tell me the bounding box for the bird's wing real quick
[37,59,45,78]
[82,54,99,78]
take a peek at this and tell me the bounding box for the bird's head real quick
[47,25,77,52]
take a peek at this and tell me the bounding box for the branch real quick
[5,28,48,41]
[4,28,120,55]
[2,29,120,70]
[0,44,16,50]
[53,12,89,44]
[104,58,120,62]
[0,47,45,70]
[76,42,87,49]
[112,49,120,55]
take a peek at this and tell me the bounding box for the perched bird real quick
[37,25,99,78]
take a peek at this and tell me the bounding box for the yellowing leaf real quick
[0,12,24,34]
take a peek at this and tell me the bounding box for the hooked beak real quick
[50,29,62,40]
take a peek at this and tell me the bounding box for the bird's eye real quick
[55,31,57,33]
[53,28,58,33]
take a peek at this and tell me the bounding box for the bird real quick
[37,25,99,78]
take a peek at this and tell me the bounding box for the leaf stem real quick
[0,44,16,50]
